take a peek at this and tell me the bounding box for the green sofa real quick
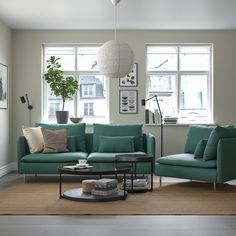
[17,123,155,175]
[155,125,236,189]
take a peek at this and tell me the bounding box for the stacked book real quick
[91,178,118,196]
[145,109,161,124]
[164,117,178,124]
[123,178,148,190]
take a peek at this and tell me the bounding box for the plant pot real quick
[56,111,69,124]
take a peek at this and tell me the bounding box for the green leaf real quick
[43,56,79,111]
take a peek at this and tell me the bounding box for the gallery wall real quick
[12,29,236,160]
[0,20,12,171]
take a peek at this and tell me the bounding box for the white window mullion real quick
[43,44,108,123]
[146,44,213,124]
[177,46,181,118]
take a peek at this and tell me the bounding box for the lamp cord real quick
[114,3,117,40]
[29,109,31,127]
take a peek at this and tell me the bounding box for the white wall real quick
[12,30,236,158]
[0,21,12,168]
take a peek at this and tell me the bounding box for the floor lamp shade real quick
[97,40,134,78]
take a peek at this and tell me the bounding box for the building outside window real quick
[82,84,96,98]
[84,102,94,116]
[43,45,107,123]
[146,44,213,123]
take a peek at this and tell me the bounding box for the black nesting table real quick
[58,164,131,201]
[115,154,154,192]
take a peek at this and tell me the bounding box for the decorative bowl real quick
[70,117,83,124]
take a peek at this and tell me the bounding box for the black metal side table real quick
[115,154,154,192]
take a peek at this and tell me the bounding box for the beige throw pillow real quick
[22,126,44,153]
[41,128,68,153]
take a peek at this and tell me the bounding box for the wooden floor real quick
[1,172,236,236]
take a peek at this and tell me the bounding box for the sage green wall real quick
[0,20,12,167]
[12,30,236,159]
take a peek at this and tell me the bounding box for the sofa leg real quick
[213,182,216,191]
[24,174,26,183]
[35,174,37,182]
[159,176,162,187]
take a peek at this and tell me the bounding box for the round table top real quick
[58,163,131,175]
[115,154,154,162]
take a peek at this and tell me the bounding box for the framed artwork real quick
[0,63,8,109]
[119,63,138,87]
[119,90,138,114]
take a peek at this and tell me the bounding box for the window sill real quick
[144,123,215,127]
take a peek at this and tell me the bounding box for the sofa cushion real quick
[194,139,208,159]
[98,136,135,153]
[36,123,86,152]
[21,152,88,163]
[67,136,77,152]
[157,153,216,168]
[203,126,236,161]
[93,123,143,152]
[22,126,44,153]
[42,128,68,153]
[184,125,214,154]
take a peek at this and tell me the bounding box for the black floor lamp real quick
[20,94,33,127]
[141,95,163,157]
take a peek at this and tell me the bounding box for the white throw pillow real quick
[22,126,44,153]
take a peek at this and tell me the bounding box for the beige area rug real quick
[0,181,236,215]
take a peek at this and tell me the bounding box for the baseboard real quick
[0,162,17,177]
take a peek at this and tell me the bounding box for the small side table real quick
[115,154,154,192]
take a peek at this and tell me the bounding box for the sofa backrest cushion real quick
[93,123,143,152]
[184,125,214,154]
[35,123,86,152]
[98,136,135,153]
[203,126,236,161]
[67,136,77,152]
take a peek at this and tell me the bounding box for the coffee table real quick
[115,154,154,192]
[58,164,131,201]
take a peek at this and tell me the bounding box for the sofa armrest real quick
[17,136,30,169]
[217,138,236,182]
[145,133,156,158]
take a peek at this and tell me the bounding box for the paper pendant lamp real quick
[97,40,134,78]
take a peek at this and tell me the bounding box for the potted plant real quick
[44,56,79,124]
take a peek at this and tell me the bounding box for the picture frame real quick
[119,90,138,114]
[0,63,8,109]
[119,63,138,87]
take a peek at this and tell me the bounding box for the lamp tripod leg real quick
[159,176,162,187]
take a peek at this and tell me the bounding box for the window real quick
[43,45,108,123]
[81,84,95,98]
[146,44,213,123]
[84,103,94,116]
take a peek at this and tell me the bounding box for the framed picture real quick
[119,90,138,114]
[119,63,138,87]
[0,63,8,109]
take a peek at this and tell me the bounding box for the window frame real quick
[146,43,213,124]
[42,44,108,123]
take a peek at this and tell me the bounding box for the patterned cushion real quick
[35,123,86,152]
[41,128,68,153]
